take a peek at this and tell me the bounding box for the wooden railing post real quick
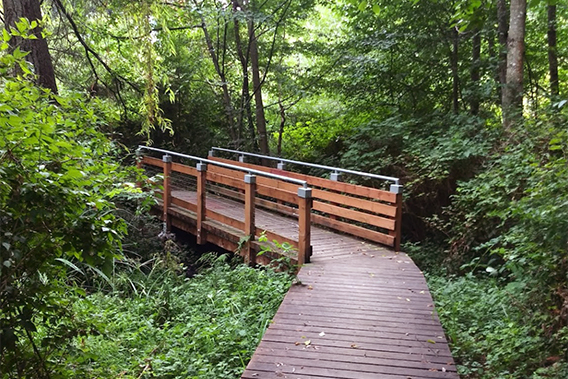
[135,149,143,189]
[162,154,172,231]
[196,162,207,244]
[244,174,256,265]
[297,187,312,264]
[390,184,403,252]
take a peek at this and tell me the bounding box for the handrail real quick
[210,147,400,186]
[137,146,308,188]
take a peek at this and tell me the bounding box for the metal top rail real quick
[137,146,309,188]
[210,147,400,186]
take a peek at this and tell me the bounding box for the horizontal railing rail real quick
[137,146,313,265]
[210,146,401,187]
[138,146,308,188]
[207,155,403,251]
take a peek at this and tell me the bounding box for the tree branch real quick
[52,0,142,94]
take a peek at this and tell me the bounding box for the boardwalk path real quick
[171,191,458,378]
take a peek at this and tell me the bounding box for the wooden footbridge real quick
[137,146,459,379]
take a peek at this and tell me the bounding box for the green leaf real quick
[55,258,85,275]
[372,4,380,15]
[358,1,368,11]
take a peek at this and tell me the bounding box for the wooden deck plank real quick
[161,189,457,379]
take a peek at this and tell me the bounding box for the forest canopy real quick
[1,0,568,378]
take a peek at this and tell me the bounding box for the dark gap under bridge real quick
[137,146,459,379]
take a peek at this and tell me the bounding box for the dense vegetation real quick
[1,0,568,378]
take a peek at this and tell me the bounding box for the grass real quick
[48,254,292,378]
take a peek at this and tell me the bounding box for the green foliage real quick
[0,48,139,376]
[257,232,299,275]
[51,255,291,378]
[429,274,568,379]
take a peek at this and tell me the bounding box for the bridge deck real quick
[170,191,458,378]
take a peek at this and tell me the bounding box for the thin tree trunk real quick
[193,0,236,142]
[497,0,508,103]
[487,33,500,102]
[548,4,559,96]
[232,1,258,152]
[471,29,481,115]
[502,0,527,131]
[248,19,270,158]
[451,27,459,114]
[3,0,58,93]
[277,87,286,157]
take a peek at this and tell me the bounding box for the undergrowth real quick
[428,273,568,379]
[31,254,291,379]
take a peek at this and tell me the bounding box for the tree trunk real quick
[193,0,237,142]
[471,29,481,115]
[3,0,58,93]
[502,0,527,131]
[548,4,559,97]
[497,0,508,102]
[451,27,459,114]
[248,19,270,158]
[232,1,258,152]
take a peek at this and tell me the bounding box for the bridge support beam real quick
[196,162,207,244]
[244,174,256,265]
[297,187,312,265]
[162,154,172,231]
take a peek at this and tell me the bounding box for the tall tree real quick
[248,18,270,156]
[451,26,460,114]
[3,0,58,93]
[470,28,481,115]
[502,0,527,131]
[497,0,508,102]
[547,3,559,96]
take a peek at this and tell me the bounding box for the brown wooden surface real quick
[242,251,458,379]
[162,158,172,230]
[244,177,256,264]
[160,190,457,379]
[208,156,398,203]
[196,167,206,244]
[144,156,455,379]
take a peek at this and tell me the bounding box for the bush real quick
[429,274,568,379]
[0,47,139,376]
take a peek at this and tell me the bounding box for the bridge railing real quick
[136,146,313,265]
[209,147,403,251]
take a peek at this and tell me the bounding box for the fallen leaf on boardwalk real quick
[350,344,358,348]
[294,342,300,346]
[420,291,425,294]
[427,339,436,344]
[370,255,375,258]
[369,273,375,277]
[307,286,313,290]
[429,368,439,371]
[406,298,411,302]
[275,362,284,367]
[319,332,326,336]
[304,340,311,346]
[442,367,447,372]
